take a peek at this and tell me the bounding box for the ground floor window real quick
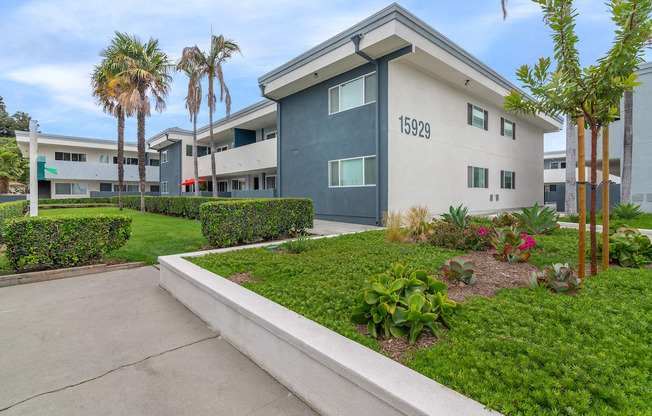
[231,179,246,191]
[161,182,169,194]
[100,182,112,192]
[217,181,227,192]
[150,185,160,193]
[266,175,276,189]
[468,166,489,188]
[55,182,87,195]
[501,170,516,189]
[329,156,376,187]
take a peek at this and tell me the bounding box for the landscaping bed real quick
[188,230,651,415]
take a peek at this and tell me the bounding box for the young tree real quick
[564,113,577,214]
[621,90,633,203]
[504,0,652,275]
[178,35,241,196]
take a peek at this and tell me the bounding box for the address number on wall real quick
[398,116,430,139]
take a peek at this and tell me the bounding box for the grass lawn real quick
[559,213,652,230]
[38,207,208,264]
[189,230,650,416]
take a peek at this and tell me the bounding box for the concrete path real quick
[559,221,652,237]
[308,219,381,236]
[0,266,316,416]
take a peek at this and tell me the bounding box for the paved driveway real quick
[0,266,316,415]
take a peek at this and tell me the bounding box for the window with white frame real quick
[467,104,488,130]
[265,175,276,189]
[55,152,86,162]
[468,166,489,188]
[99,154,110,163]
[161,181,169,194]
[161,150,169,163]
[329,72,376,114]
[231,179,246,191]
[329,156,376,187]
[501,118,516,139]
[550,162,559,169]
[55,182,87,195]
[265,131,277,141]
[501,170,516,189]
[215,145,228,153]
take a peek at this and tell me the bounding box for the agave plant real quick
[443,256,476,286]
[350,264,461,344]
[529,263,581,294]
[441,204,468,228]
[491,227,531,263]
[612,202,644,220]
[513,203,558,235]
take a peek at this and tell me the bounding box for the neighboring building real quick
[147,100,277,197]
[257,3,561,224]
[16,132,160,199]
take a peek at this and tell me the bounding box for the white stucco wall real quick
[387,60,545,215]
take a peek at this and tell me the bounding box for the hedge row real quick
[39,197,112,205]
[0,200,29,239]
[200,198,313,247]
[116,195,231,220]
[3,215,132,269]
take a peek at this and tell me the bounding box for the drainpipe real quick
[260,86,281,198]
[352,34,381,225]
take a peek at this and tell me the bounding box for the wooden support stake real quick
[602,125,610,271]
[577,117,586,278]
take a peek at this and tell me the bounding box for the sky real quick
[0,0,647,151]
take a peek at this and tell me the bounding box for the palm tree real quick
[621,90,633,204]
[0,148,23,194]
[108,32,172,213]
[178,35,241,196]
[502,0,508,19]
[91,59,131,211]
[178,65,202,196]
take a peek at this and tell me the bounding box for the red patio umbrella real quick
[179,179,207,186]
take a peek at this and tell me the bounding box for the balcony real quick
[197,138,277,177]
[42,160,159,183]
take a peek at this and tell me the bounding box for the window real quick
[149,158,160,166]
[215,145,228,153]
[161,182,169,194]
[501,118,516,139]
[186,145,211,157]
[112,157,138,165]
[99,183,112,192]
[217,181,228,192]
[550,162,559,169]
[550,184,557,192]
[265,131,277,141]
[55,182,87,195]
[561,162,566,169]
[99,154,110,163]
[186,145,192,157]
[329,156,376,187]
[266,175,276,189]
[55,152,86,162]
[329,72,376,114]
[150,185,160,193]
[127,185,139,192]
[467,104,488,130]
[231,179,246,191]
[161,150,168,164]
[501,170,516,189]
[468,166,489,188]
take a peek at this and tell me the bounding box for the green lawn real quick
[40,207,208,264]
[189,230,651,416]
[559,213,652,230]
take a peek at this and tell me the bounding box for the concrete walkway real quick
[0,266,316,416]
[308,219,381,236]
[559,221,652,237]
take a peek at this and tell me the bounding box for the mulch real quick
[225,270,263,285]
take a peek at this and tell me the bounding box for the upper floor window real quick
[329,155,376,187]
[113,157,138,165]
[467,104,488,130]
[501,118,516,140]
[215,145,228,153]
[149,158,160,167]
[55,152,86,162]
[99,154,110,163]
[161,150,169,164]
[329,72,376,114]
[550,162,559,169]
[186,145,211,157]
[501,170,516,189]
[468,166,489,188]
[265,131,277,141]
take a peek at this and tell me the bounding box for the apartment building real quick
[16,132,160,199]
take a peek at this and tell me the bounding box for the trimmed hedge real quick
[3,215,132,269]
[39,197,111,205]
[0,200,29,239]
[116,195,231,220]
[200,198,313,247]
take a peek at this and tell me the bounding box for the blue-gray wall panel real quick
[159,141,182,196]
[234,128,256,148]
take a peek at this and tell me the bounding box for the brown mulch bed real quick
[225,270,263,285]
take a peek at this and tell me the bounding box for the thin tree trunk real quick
[622,90,633,204]
[117,106,125,211]
[590,125,598,275]
[0,178,9,194]
[137,89,147,214]
[209,77,217,197]
[565,114,577,214]
[193,116,199,197]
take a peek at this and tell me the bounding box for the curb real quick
[0,262,147,288]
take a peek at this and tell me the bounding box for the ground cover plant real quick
[189,230,650,415]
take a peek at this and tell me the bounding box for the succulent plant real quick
[441,204,469,228]
[513,203,558,235]
[443,256,476,286]
[529,263,581,294]
[608,227,652,268]
[491,227,532,263]
[350,263,461,344]
[612,202,644,220]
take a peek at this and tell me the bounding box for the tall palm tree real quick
[108,32,172,213]
[178,65,202,196]
[91,59,131,211]
[178,35,241,196]
[502,0,509,19]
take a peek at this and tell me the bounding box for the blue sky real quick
[0,0,646,150]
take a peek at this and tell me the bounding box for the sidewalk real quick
[558,221,652,237]
[0,266,316,415]
[308,219,381,236]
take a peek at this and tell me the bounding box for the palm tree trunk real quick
[209,77,217,197]
[622,90,633,204]
[590,125,599,275]
[564,114,577,214]
[193,116,199,197]
[117,105,125,211]
[137,89,147,214]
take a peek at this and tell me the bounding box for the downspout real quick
[352,34,381,225]
[260,86,281,198]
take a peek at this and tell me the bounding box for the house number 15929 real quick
[398,116,430,139]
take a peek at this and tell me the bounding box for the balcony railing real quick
[42,160,159,183]
[197,138,276,177]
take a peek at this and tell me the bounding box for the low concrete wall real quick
[158,247,497,416]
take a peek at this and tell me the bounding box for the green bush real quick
[427,222,492,251]
[3,215,132,269]
[200,198,313,247]
[39,197,111,205]
[0,200,28,238]
[114,195,230,220]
